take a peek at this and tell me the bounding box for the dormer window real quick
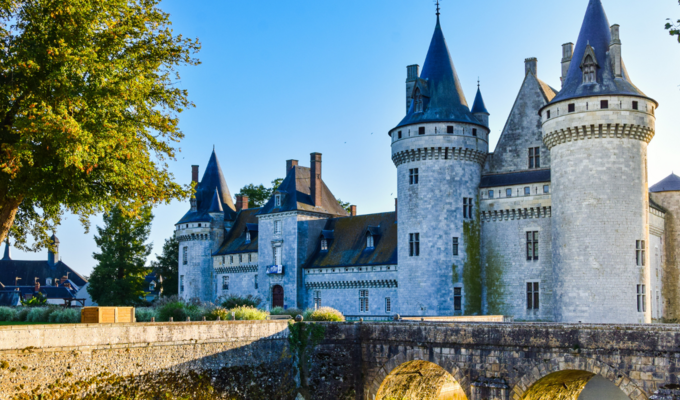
[367,235,375,249]
[580,45,599,84]
[321,239,328,252]
[414,88,423,113]
[245,231,251,244]
[150,282,156,292]
[275,194,281,207]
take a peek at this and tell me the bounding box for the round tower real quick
[541,0,657,323]
[390,13,489,316]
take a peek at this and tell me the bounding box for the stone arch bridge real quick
[0,320,679,399]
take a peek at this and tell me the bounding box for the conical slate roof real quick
[394,16,481,129]
[471,87,489,115]
[550,0,654,105]
[208,188,224,213]
[650,173,680,193]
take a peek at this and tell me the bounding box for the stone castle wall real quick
[651,191,680,320]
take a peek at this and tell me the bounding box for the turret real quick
[471,83,489,127]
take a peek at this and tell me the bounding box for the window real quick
[568,103,575,113]
[385,297,391,313]
[180,275,184,293]
[274,246,282,266]
[582,55,596,83]
[367,235,375,249]
[150,282,156,292]
[198,223,201,228]
[249,253,252,263]
[360,290,369,312]
[416,127,424,136]
[488,190,494,199]
[636,240,646,266]
[524,187,531,196]
[415,89,423,113]
[463,198,473,219]
[230,255,234,264]
[529,147,540,169]
[632,101,639,110]
[398,131,402,139]
[543,185,550,194]
[275,194,281,207]
[222,256,225,264]
[472,128,478,137]
[239,254,243,263]
[506,189,512,198]
[409,233,420,257]
[274,220,282,234]
[182,247,188,265]
[637,285,646,312]
[245,231,251,244]
[409,168,419,185]
[454,287,462,311]
[314,291,321,309]
[222,276,229,291]
[601,100,609,109]
[321,239,328,251]
[527,282,540,310]
[447,126,454,134]
[452,237,459,256]
[526,232,539,261]
[254,274,258,289]
[546,110,551,119]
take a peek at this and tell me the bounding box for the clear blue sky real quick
[9,0,680,277]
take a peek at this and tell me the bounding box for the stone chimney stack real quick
[561,43,574,86]
[191,165,199,184]
[609,25,622,78]
[310,153,322,207]
[286,160,298,175]
[34,279,40,293]
[236,195,249,211]
[350,205,357,217]
[405,64,419,113]
[525,58,538,77]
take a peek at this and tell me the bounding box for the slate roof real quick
[650,173,680,193]
[304,212,398,269]
[548,0,655,105]
[2,285,78,299]
[257,166,348,217]
[471,87,489,115]
[394,17,483,130]
[0,291,20,306]
[178,150,237,224]
[0,257,87,288]
[215,208,261,256]
[480,170,551,188]
[649,195,667,213]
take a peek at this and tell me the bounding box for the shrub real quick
[303,308,314,321]
[157,301,200,322]
[48,309,80,324]
[220,295,262,309]
[26,307,56,323]
[227,306,268,321]
[0,307,16,322]
[270,307,303,318]
[135,308,158,322]
[205,307,229,321]
[308,307,344,322]
[15,308,30,322]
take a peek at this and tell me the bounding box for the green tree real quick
[88,205,153,306]
[150,234,178,297]
[237,178,283,207]
[0,0,200,251]
[337,199,351,213]
[667,0,680,42]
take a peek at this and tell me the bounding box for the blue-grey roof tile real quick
[480,170,551,188]
[471,87,489,115]
[650,173,680,193]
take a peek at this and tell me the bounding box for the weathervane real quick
[435,0,441,17]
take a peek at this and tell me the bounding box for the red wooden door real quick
[272,285,284,308]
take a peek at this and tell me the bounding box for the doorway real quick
[272,285,284,308]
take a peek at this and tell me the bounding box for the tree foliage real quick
[337,199,351,213]
[88,205,153,306]
[668,0,680,43]
[0,0,200,250]
[237,178,283,208]
[149,233,178,297]
[21,291,47,307]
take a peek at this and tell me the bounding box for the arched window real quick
[367,234,375,249]
[582,55,597,83]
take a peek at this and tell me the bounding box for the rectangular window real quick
[182,247,188,265]
[632,101,639,110]
[452,237,459,256]
[385,297,391,313]
[314,290,321,309]
[230,255,234,264]
[409,168,419,185]
[454,287,462,311]
[601,100,609,109]
[546,110,551,119]
[367,235,375,249]
[275,194,281,207]
[529,147,540,169]
[245,231,251,243]
[360,290,369,312]
[222,276,229,291]
[543,185,550,194]
[409,233,420,257]
[488,190,494,199]
[274,220,282,234]
[398,131,402,139]
[463,198,473,219]
[527,282,540,310]
[249,253,252,263]
[447,126,454,134]
[637,284,646,312]
[418,127,425,135]
[524,187,531,196]
[568,103,575,113]
[254,274,258,289]
[239,254,242,263]
[321,239,328,251]
[472,128,478,137]
[506,188,512,198]
[526,232,539,261]
[636,240,646,266]
[274,246,282,266]
[180,275,184,293]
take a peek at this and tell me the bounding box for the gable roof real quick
[304,212,397,269]
[650,173,680,193]
[0,291,20,306]
[215,208,261,256]
[0,259,87,288]
[480,170,551,188]
[257,166,348,217]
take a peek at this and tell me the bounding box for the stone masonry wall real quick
[651,191,680,320]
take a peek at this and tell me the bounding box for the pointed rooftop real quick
[208,188,224,213]
[650,173,680,193]
[394,15,481,129]
[2,240,10,261]
[550,0,655,105]
[471,86,489,115]
[50,234,59,245]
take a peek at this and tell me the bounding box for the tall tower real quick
[390,11,490,316]
[541,0,657,323]
[176,150,235,302]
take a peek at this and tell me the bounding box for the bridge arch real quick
[513,357,645,400]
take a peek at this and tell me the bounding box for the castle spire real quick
[436,0,440,19]
[2,239,10,261]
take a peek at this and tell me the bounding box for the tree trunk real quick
[0,194,22,244]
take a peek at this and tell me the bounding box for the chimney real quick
[609,25,622,78]
[561,43,574,86]
[286,160,298,175]
[236,195,249,211]
[191,165,199,184]
[525,58,538,77]
[350,205,357,217]
[34,279,40,293]
[47,235,59,267]
[310,153,322,207]
[405,64,419,113]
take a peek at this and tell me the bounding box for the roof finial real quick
[477,77,480,88]
[435,0,440,18]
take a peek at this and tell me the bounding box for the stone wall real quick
[651,191,680,320]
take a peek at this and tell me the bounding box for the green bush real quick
[26,307,56,323]
[308,307,344,322]
[270,307,304,318]
[157,301,200,322]
[303,308,314,321]
[220,295,262,309]
[15,308,30,322]
[48,309,80,324]
[205,307,229,321]
[226,306,268,321]
[135,308,158,322]
[0,307,16,322]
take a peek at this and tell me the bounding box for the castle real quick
[176,0,680,324]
